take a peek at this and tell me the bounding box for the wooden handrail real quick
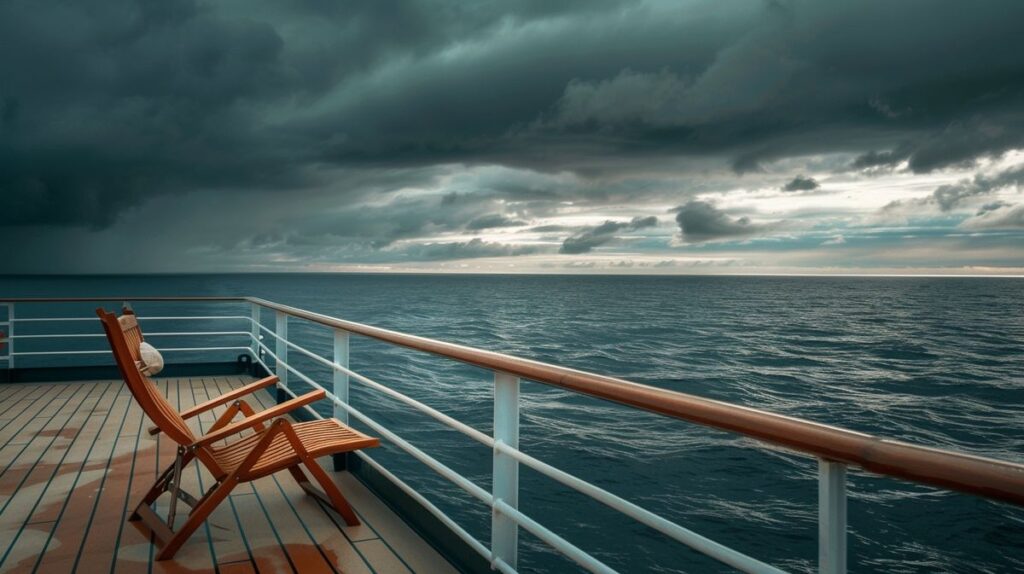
[0,296,246,303]
[5,295,1024,506]
[246,297,1024,507]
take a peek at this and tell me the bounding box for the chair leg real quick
[286,464,310,487]
[131,452,192,521]
[155,476,238,561]
[303,458,361,526]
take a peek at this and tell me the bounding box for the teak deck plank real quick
[33,382,136,572]
[0,377,457,574]
[0,384,66,445]
[0,383,116,569]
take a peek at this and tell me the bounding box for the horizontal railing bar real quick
[493,442,785,574]
[9,331,249,339]
[252,321,336,368]
[255,339,494,505]
[493,499,617,574]
[251,327,495,448]
[337,397,493,504]
[273,375,356,436]
[13,316,250,323]
[8,333,106,339]
[0,297,247,303]
[134,316,253,321]
[248,297,1024,506]
[341,363,495,448]
[12,346,251,357]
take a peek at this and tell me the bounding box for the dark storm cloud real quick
[559,216,658,254]
[3,0,1024,273]
[4,0,1023,226]
[782,175,819,192]
[675,201,770,243]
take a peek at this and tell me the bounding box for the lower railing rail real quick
[1,297,1022,574]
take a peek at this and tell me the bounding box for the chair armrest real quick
[148,375,279,436]
[191,389,325,448]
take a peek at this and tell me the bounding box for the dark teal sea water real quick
[2,274,1023,573]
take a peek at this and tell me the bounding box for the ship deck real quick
[0,375,457,574]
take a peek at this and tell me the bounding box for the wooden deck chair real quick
[96,308,380,560]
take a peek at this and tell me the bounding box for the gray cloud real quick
[397,238,544,260]
[465,214,528,230]
[960,202,1024,230]
[883,165,1024,213]
[675,201,770,243]
[782,175,819,192]
[559,216,658,254]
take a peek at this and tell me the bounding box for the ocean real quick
[1,274,1022,573]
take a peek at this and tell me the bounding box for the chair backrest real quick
[96,308,196,446]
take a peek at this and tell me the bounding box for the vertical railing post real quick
[275,311,288,402]
[332,328,350,470]
[492,371,520,570]
[819,459,848,574]
[250,303,261,366]
[3,303,12,370]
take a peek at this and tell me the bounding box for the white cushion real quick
[138,342,164,376]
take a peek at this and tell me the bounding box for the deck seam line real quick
[69,382,137,572]
[108,378,149,574]
[267,472,343,574]
[0,382,105,525]
[33,382,132,568]
[0,381,121,570]
[247,382,385,574]
[189,376,224,570]
[0,384,66,443]
[0,384,51,421]
[0,382,96,487]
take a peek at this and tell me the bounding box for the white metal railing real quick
[3,297,1021,574]
[246,304,790,574]
[0,299,793,572]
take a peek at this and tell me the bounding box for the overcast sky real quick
[3,0,1023,275]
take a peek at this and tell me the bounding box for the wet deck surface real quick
[0,376,458,574]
